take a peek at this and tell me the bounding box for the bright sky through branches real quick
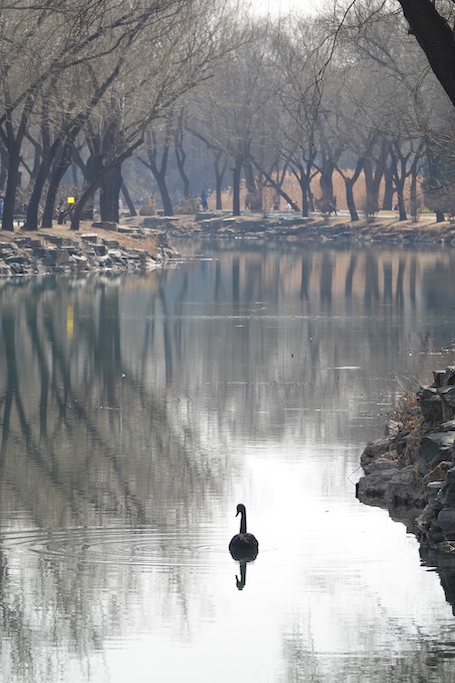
[250,0,324,16]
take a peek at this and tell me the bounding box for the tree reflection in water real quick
[0,240,454,681]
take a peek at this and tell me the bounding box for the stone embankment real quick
[163,212,455,244]
[357,367,455,558]
[0,221,178,277]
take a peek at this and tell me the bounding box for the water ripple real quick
[1,527,229,567]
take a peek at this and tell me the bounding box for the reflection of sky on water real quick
[1,242,455,681]
[101,441,455,683]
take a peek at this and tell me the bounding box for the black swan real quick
[229,503,259,561]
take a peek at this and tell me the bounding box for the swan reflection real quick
[229,503,259,590]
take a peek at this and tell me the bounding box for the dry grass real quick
[389,390,421,430]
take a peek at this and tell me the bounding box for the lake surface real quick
[1,239,455,682]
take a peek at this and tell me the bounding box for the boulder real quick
[426,481,445,511]
[418,385,443,424]
[362,452,399,475]
[438,507,455,540]
[356,468,399,505]
[360,435,396,471]
[384,465,425,508]
[439,386,455,420]
[437,467,455,507]
[417,431,455,475]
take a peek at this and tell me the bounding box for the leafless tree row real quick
[0,0,455,228]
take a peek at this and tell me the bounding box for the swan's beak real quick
[235,510,239,517]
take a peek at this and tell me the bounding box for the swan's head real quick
[236,503,246,516]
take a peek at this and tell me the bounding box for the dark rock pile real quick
[357,367,455,554]
[0,229,177,277]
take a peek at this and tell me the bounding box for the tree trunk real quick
[41,141,73,228]
[243,160,261,211]
[363,157,384,218]
[0,144,8,191]
[175,140,190,199]
[382,166,394,210]
[410,167,418,221]
[436,208,445,222]
[155,170,174,215]
[337,158,363,222]
[252,159,298,211]
[2,144,21,232]
[292,164,310,217]
[100,163,122,222]
[122,182,137,216]
[71,137,143,230]
[319,160,335,203]
[297,175,309,217]
[23,138,61,231]
[214,150,227,210]
[232,155,243,216]
[79,151,102,220]
[143,138,174,216]
[345,178,359,222]
[399,0,455,108]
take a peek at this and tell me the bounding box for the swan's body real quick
[229,503,259,561]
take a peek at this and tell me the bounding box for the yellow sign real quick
[67,197,75,204]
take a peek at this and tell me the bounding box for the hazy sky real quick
[251,0,324,16]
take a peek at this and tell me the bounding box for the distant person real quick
[200,190,208,211]
[0,196,4,221]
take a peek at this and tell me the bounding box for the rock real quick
[438,507,455,540]
[360,436,395,471]
[439,386,455,420]
[384,465,425,508]
[426,481,445,511]
[418,385,443,424]
[437,467,455,507]
[194,212,222,221]
[356,468,399,505]
[362,453,400,475]
[422,461,452,485]
[417,432,455,475]
[91,222,118,231]
[80,233,99,243]
[415,505,444,545]
[385,419,402,436]
[117,225,138,234]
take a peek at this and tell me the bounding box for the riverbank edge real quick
[0,212,452,278]
[357,367,455,563]
[167,212,455,245]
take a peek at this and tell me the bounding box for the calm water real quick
[1,240,455,682]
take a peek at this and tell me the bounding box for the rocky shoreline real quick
[164,212,455,245]
[0,211,453,278]
[357,367,455,562]
[0,221,179,277]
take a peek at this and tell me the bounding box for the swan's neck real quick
[240,509,247,534]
